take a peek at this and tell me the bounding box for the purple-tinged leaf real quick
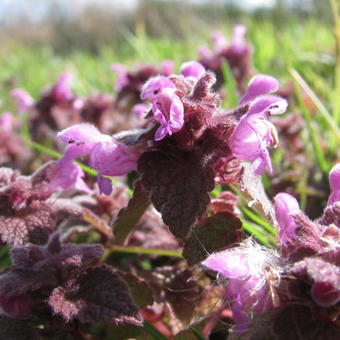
[119,272,154,309]
[138,150,215,239]
[112,180,151,245]
[73,265,142,325]
[183,212,243,266]
[0,201,55,246]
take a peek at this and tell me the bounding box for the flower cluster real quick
[202,163,340,338]
[111,60,174,108]
[56,61,287,241]
[198,25,253,91]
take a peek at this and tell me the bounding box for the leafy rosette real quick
[0,234,141,338]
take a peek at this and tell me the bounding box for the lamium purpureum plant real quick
[57,61,287,239]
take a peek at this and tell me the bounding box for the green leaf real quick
[189,327,206,340]
[112,180,150,245]
[142,321,168,340]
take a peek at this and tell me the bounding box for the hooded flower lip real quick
[152,88,184,141]
[327,163,340,206]
[239,75,279,105]
[11,89,34,114]
[140,76,176,101]
[202,239,280,332]
[229,75,288,174]
[180,61,206,80]
[274,193,300,246]
[141,76,184,141]
[58,123,139,195]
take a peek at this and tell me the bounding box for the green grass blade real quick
[289,69,330,174]
[189,327,206,340]
[289,69,340,141]
[142,321,168,340]
[241,207,277,236]
[331,0,340,123]
[221,60,238,107]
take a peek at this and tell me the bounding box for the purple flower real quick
[58,123,139,195]
[48,159,91,194]
[229,25,248,54]
[327,163,340,205]
[111,63,129,92]
[180,61,205,80]
[274,193,300,246]
[212,31,228,53]
[0,112,13,132]
[197,46,214,61]
[239,75,279,105]
[152,88,184,141]
[11,89,34,114]
[292,258,340,308]
[141,76,175,101]
[53,73,74,101]
[141,77,184,141]
[229,75,288,174]
[202,240,280,332]
[131,103,151,118]
[160,60,175,76]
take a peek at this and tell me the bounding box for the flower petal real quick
[89,141,138,176]
[180,61,205,80]
[274,193,300,245]
[328,163,340,205]
[58,123,110,145]
[11,89,34,114]
[141,76,175,101]
[239,75,280,105]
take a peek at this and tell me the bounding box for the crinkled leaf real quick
[0,234,103,297]
[73,265,142,325]
[112,180,150,245]
[48,286,82,322]
[138,150,215,239]
[183,212,243,266]
[0,315,39,340]
[0,201,55,245]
